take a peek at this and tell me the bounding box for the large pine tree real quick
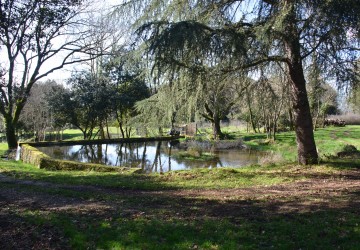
[123,0,360,164]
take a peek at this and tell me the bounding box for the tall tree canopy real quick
[0,0,106,149]
[103,48,151,138]
[48,71,114,140]
[122,0,360,164]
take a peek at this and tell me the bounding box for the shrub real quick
[337,144,360,158]
[341,144,358,153]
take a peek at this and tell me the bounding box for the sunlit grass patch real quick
[61,129,84,140]
[315,125,360,158]
[239,125,360,163]
[0,142,8,156]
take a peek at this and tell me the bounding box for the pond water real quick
[36,141,262,173]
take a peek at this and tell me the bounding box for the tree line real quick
[15,50,150,141]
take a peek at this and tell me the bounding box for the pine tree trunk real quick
[284,4,318,165]
[287,60,318,164]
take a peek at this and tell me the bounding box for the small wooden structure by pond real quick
[174,122,197,136]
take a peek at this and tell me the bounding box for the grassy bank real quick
[0,159,300,190]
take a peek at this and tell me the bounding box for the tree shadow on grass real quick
[16,188,360,249]
[1,172,360,249]
[324,158,360,170]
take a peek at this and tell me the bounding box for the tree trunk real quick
[288,108,294,131]
[5,118,18,149]
[105,118,111,139]
[288,61,318,164]
[283,4,318,165]
[272,120,277,141]
[246,90,257,133]
[119,122,125,138]
[312,100,321,131]
[212,112,223,140]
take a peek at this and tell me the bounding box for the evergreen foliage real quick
[119,0,360,164]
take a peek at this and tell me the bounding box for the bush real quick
[337,144,360,158]
[341,144,358,153]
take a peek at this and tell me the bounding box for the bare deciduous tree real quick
[0,0,109,149]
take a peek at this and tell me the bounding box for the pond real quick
[36,141,262,173]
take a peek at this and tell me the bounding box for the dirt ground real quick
[1,168,360,249]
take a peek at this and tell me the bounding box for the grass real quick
[22,210,360,249]
[17,208,360,249]
[0,159,301,190]
[1,126,360,249]
[315,126,360,156]
[0,142,8,156]
[1,158,356,192]
[61,129,85,140]
[223,125,360,162]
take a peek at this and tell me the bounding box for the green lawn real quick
[234,125,360,162]
[0,142,8,156]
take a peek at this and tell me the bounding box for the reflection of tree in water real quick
[38,140,241,172]
[52,146,66,158]
[168,142,172,172]
[141,141,178,173]
[172,154,222,169]
[72,141,223,171]
[150,141,162,173]
[115,143,148,168]
[140,142,147,170]
[74,145,102,164]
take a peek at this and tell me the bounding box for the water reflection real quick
[36,141,261,173]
